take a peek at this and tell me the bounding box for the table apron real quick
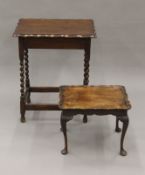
[21,37,91,49]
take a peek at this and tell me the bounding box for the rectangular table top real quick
[59,85,131,110]
[13,19,96,38]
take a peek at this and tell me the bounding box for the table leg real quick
[119,114,129,156]
[83,44,90,123]
[83,47,90,85]
[83,115,88,123]
[24,49,31,103]
[61,111,73,155]
[115,117,121,132]
[19,38,25,123]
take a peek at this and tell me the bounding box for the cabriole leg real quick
[83,114,88,123]
[115,117,121,132]
[119,114,129,156]
[61,112,73,155]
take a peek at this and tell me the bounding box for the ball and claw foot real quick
[120,149,127,156]
[61,148,68,155]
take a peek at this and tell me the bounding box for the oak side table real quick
[13,19,96,122]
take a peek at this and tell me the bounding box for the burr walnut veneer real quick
[13,18,96,123]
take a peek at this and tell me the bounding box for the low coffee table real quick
[59,85,131,156]
[13,19,96,122]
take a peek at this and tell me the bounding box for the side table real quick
[13,19,96,122]
[59,85,131,156]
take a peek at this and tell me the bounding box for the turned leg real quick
[24,49,31,103]
[115,117,121,132]
[83,42,91,123]
[19,38,25,123]
[119,115,129,156]
[61,112,73,155]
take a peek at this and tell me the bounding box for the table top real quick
[59,85,131,110]
[13,19,96,38]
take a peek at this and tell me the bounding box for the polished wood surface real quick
[59,85,131,110]
[14,19,131,156]
[60,86,131,156]
[13,19,96,38]
[15,19,95,122]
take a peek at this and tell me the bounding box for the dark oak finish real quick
[83,40,91,122]
[14,19,96,122]
[25,104,60,111]
[19,37,91,49]
[59,86,131,156]
[13,19,96,38]
[29,86,59,92]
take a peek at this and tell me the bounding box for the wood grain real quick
[59,85,131,110]
[13,19,96,38]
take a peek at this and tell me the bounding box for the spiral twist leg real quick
[20,54,25,123]
[83,48,90,85]
[24,49,31,103]
[83,47,90,123]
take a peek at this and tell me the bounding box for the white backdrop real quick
[0,0,145,175]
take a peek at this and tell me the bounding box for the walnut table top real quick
[59,85,131,110]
